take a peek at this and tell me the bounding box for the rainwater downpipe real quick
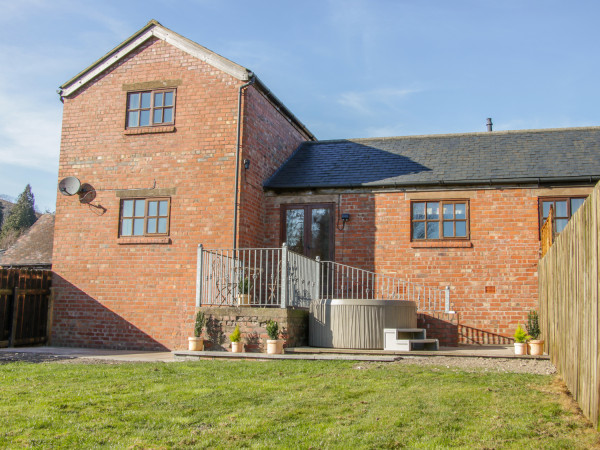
[232,75,256,250]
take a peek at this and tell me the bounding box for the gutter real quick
[265,175,600,191]
[232,76,256,250]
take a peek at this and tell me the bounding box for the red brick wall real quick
[265,187,589,344]
[53,38,250,350]
[237,86,310,248]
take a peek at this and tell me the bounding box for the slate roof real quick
[0,214,55,268]
[265,127,600,189]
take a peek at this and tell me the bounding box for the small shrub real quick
[526,310,541,340]
[514,324,531,343]
[238,277,249,295]
[230,325,241,343]
[266,320,279,340]
[194,311,206,338]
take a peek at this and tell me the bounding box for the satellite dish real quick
[58,177,81,196]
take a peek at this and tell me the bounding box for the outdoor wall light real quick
[243,159,250,170]
[337,213,350,231]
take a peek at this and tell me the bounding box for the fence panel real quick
[197,247,282,307]
[286,250,319,309]
[539,183,600,428]
[0,269,52,348]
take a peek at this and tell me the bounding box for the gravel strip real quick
[395,355,557,375]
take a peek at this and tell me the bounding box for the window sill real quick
[410,241,472,249]
[117,236,171,245]
[124,126,176,135]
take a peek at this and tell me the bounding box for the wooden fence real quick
[538,183,599,429]
[0,269,53,348]
[540,205,554,258]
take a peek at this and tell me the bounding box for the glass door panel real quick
[282,204,334,261]
[285,209,305,254]
[310,208,331,260]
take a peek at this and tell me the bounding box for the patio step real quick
[384,328,439,351]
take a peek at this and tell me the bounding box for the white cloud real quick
[0,92,61,173]
[338,87,422,115]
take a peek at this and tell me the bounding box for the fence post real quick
[9,286,19,347]
[315,256,321,301]
[280,243,288,309]
[195,244,203,308]
[444,286,455,314]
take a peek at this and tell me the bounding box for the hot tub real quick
[309,299,417,349]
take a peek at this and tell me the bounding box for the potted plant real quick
[188,310,206,351]
[266,319,284,354]
[513,324,531,356]
[527,310,544,356]
[230,324,243,353]
[237,277,251,306]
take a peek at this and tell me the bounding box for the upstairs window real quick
[126,90,175,128]
[539,197,586,234]
[120,198,170,236]
[411,200,469,240]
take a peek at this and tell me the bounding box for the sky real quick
[1,0,599,212]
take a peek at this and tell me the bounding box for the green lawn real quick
[0,359,596,449]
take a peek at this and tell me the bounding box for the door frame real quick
[279,203,335,261]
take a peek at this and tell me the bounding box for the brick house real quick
[52,20,600,350]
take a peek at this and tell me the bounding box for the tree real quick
[0,202,3,229]
[0,184,37,242]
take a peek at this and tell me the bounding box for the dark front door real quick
[281,204,334,261]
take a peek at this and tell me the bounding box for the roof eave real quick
[265,175,600,191]
[59,20,250,98]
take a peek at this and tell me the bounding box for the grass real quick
[0,359,597,449]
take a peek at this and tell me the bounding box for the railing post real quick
[195,244,203,307]
[315,256,321,301]
[280,243,288,309]
[444,286,455,314]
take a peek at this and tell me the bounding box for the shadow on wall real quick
[51,274,168,351]
[459,324,513,345]
[205,315,226,350]
[418,313,459,347]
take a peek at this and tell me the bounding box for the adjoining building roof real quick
[265,127,600,190]
[58,20,315,140]
[0,214,55,268]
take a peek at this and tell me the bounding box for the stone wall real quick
[199,307,308,352]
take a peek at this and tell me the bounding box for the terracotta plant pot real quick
[514,342,527,356]
[267,339,284,355]
[188,337,204,351]
[528,339,544,356]
[231,341,243,353]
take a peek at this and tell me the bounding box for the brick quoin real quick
[52,37,308,350]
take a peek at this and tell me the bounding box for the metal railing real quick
[196,244,453,313]
[196,244,318,308]
[319,261,453,313]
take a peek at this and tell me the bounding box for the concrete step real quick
[174,350,400,362]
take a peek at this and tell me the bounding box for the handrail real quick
[196,245,453,313]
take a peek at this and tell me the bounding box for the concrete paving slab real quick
[174,350,400,362]
[0,346,175,362]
